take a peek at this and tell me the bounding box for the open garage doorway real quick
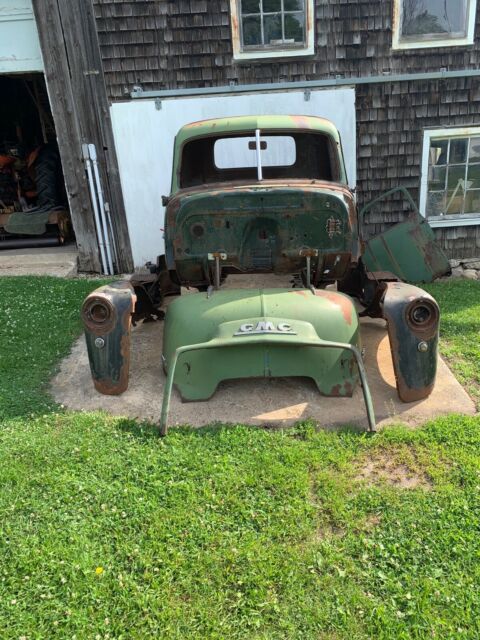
[0,73,74,252]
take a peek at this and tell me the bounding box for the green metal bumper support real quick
[159,335,376,436]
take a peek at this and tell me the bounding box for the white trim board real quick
[420,126,480,229]
[392,0,477,50]
[229,0,315,61]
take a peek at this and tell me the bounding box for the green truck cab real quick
[82,115,450,434]
[164,115,358,287]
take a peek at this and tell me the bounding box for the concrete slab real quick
[0,245,78,277]
[52,275,476,431]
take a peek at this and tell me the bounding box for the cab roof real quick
[170,115,347,194]
[174,115,341,148]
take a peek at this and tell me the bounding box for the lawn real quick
[0,276,479,639]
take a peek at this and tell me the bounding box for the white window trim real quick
[392,0,477,50]
[230,0,314,61]
[420,127,480,228]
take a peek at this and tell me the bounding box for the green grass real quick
[0,276,109,421]
[424,279,480,409]
[0,276,479,639]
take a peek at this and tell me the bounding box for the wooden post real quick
[31,0,133,273]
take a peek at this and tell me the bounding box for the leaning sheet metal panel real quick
[363,215,451,283]
[361,188,450,283]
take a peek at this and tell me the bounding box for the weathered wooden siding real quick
[93,0,480,97]
[357,77,480,259]
[92,0,480,259]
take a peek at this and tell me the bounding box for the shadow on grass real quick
[115,416,368,443]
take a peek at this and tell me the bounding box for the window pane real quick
[284,0,304,10]
[284,12,305,42]
[428,165,446,190]
[264,13,282,43]
[445,190,464,214]
[429,139,449,166]
[464,191,480,214]
[242,0,261,13]
[449,138,468,164]
[263,0,281,11]
[469,137,480,160]
[214,136,296,169]
[447,165,466,190]
[467,164,480,190]
[426,191,446,216]
[402,0,468,38]
[242,16,262,45]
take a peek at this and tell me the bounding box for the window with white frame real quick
[420,128,480,227]
[392,0,477,49]
[230,0,314,60]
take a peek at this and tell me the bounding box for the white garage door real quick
[111,88,356,268]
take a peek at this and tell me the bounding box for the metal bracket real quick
[299,249,319,294]
[208,252,227,290]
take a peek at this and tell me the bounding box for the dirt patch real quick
[355,449,432,490]
[315,523,345,541]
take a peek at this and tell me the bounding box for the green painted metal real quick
[162,287,361,402]
[165,185,359,285]
[160,334,375,436]
[170,115,348,193]
[360,187,451,283]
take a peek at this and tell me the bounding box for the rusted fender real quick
[81,281,136,395]
[382,282,440,402]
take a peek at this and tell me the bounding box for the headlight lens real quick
[89,301,111,324]
[407,299,438,332]
[82,297,115,332]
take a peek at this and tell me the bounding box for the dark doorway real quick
[0,73,74,250]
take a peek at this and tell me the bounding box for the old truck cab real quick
[163,115,360,288]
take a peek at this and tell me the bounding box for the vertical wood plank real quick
[31,0,101,273]
[32,0,133,273]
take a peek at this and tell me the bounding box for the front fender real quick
[382,282,439,402]
[81,281,136,395]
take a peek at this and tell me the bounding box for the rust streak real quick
[314,289,353,325]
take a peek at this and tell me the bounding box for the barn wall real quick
[92,0,480,98]
[356,77,480,259]
[93,0,480,260]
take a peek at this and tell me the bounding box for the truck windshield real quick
[179,131,339,188]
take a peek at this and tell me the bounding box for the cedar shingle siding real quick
[93,0,480,258]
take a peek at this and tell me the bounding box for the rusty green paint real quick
[165,184,360,286]
[82,281,136,395]
[170,115,348,193]
[382,282,440,402]
[162,287,361,401]
[81,117,449,433]
[360,187,451,283]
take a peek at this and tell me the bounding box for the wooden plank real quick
[32,0,133,273]
[57,0,133,273]
[31,0,101,273]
